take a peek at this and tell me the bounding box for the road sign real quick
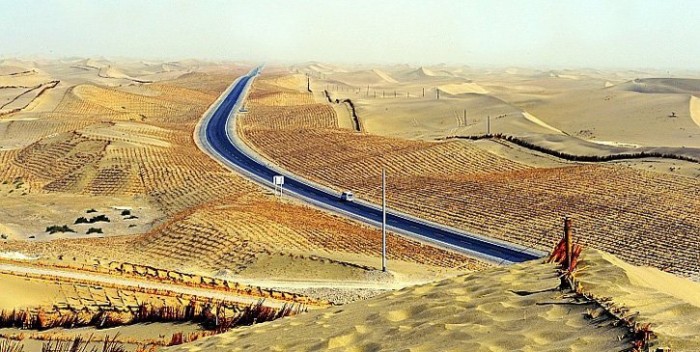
[273,175,284,197]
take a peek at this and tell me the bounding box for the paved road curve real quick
[200,68,544,264]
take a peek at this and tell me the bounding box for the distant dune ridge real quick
[299,63,700,150]
[611,78,700,94]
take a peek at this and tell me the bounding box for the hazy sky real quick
[2,0,699,69]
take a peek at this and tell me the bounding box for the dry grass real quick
[137,197,480,273]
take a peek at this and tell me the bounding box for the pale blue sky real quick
[1,0,699,69]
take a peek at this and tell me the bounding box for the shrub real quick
[86,227,103,235]
[45,225,75,234]
[89,215,110,223]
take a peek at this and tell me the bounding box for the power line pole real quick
[382,168,387,272]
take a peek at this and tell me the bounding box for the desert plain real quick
[0,57,699,351]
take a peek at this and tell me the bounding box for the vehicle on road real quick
[340,191,354,202]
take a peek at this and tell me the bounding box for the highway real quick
[199,68,544,264]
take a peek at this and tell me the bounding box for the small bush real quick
[124,215,139,220]
[46,225,75,234]
[89,215,110,223]
[75,217,89,224]
[120,210,131,216]
[86,227,103,235]
[86,209,97,213]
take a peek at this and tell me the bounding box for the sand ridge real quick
[167,252,664,352]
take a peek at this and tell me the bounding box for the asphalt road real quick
[202,68,543,264]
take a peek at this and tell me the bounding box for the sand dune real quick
[520,111,566,134]
[371,68,398,84]
[0,59,37,70]
[437,82,488,95]
[578,250,700,350]
[393,66,458,82]
[99,66,152,83]
[523,88,700,148]
[168,250,691,352]
[613,78,700,94]
[690,95,700,128]
[321,69,400,87]
[0,66,34,76]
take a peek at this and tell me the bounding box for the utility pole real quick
[382,168,387,272]
[367,84,370,97]
[422,87,425,97]
[436,89,440,100]
[487,115,491,134]
[564,216,573,271]
[307,76,311,92]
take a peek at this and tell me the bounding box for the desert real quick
[2,2,699,351]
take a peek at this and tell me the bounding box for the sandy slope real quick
[167,250,700,352]
[438,82,488,95]
[521,111,565,134]
[578,250,700,351]
[690,95,700,128]
[167,254,653,352]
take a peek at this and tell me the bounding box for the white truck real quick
[340,191,354,202]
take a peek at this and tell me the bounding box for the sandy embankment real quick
[578,250,700,350]
[166,249,700,351]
